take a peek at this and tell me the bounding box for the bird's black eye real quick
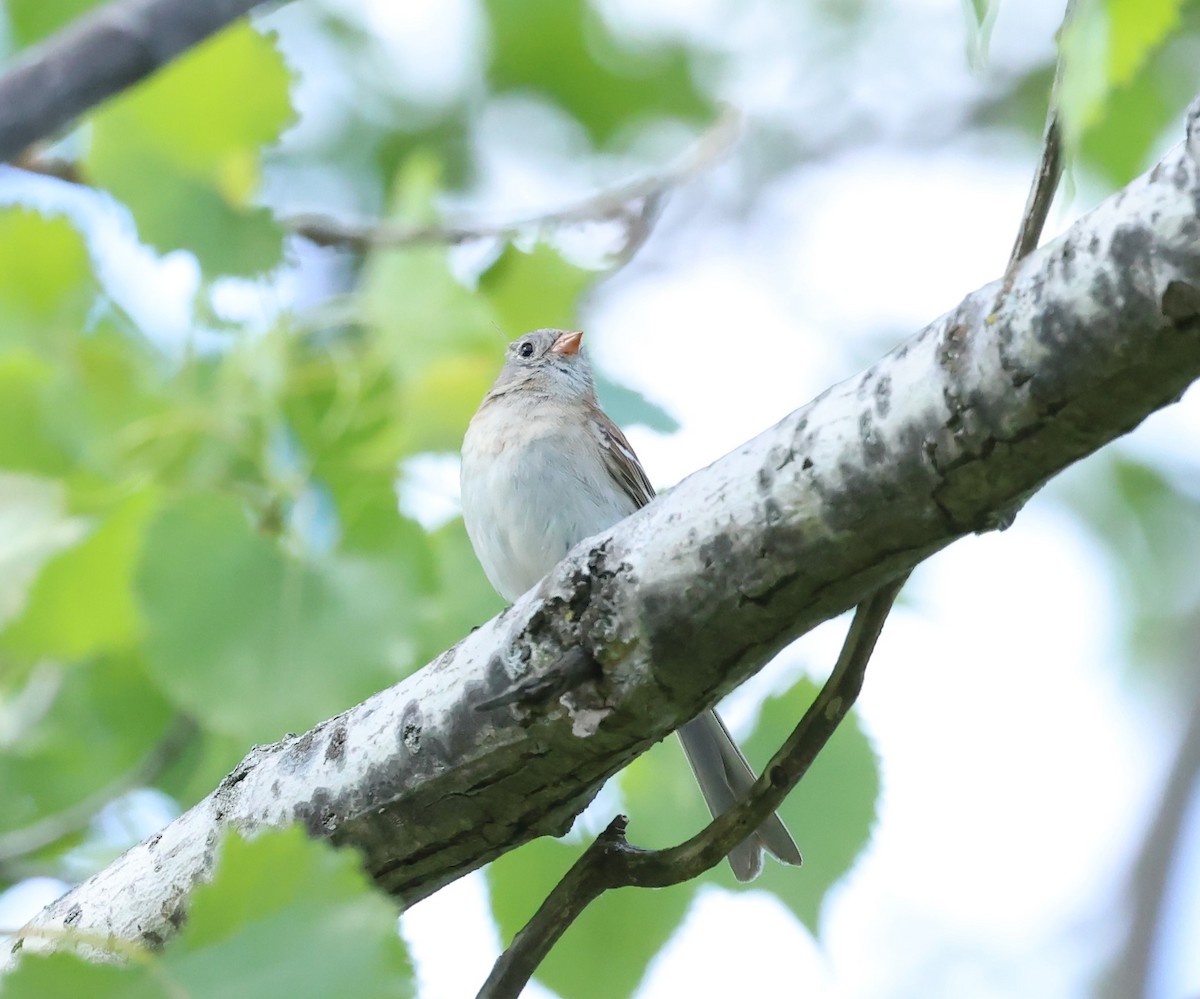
[518,341,534,358]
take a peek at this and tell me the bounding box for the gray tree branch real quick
[15,100,1200,958]
[0,0,287,163]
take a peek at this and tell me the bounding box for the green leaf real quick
[1,487,156,662]
[961,0,1000,67]
[86,24,293,276]
[1060,454,1200,681]
[359,162,504,454]
[137,493,416,742]
[413,521,505,657]
[0,473,88,632]
[0,352,73,475]
[1058,0,1184,151]
[479,243,597,335]
[0,955,149,999]
[486,0,714,144]
[165,828,414,999]
[0,210,95,350]
[4,828,414,999]
[0,654,174,843]
[5,0,102,49]
[487,834,695,999]
[1106,0,1182,84]
[1077,61,1171,186]
[744,681,880,931]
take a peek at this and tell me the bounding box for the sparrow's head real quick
[490,328,595,401]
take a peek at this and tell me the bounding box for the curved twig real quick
[285,109,741,253]
[477,573,909,999]
[1003,0,1075,277]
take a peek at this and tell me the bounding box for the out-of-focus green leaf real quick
[486,0,714,144]
[479,243,597,335]
[1,487,156,663]
[0,473,88,631]
[487,833,695,999]
[0,956,141,999]
[616,688,877,931]
[5,0,101,48]
[168,829,414,998]
[1058,0,1184,151]
[744,681,879,931]
[1107,0,1182,84]
[1077,63,1172,186]
[0,353,73,475]
[137,493,415,743]
[3,828,414,999]
[1078,17,1200,186]
[1061,454,1200,680]
[620,732,712,850]
[0,210,95,349]
[359,160,504,454]
[86,24,293,276]
[0,654,174,840]
[414,521,505,656]
[961,0,999,67]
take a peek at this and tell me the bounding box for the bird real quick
[459,327,802,881]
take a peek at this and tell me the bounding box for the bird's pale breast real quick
[461,403,637,602]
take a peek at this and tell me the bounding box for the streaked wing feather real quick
[592,406,655,509]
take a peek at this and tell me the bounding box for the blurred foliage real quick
[488,836,696,999]
[3,828,414,999]
[86,24,294,276]
[974,1,1200,185]
[0,0,1197,996]
[485,0,713,144]
[1059,454,1200,686]
[1059,0,1182,147]
[4,0,101,48]
[960,0,1000,67]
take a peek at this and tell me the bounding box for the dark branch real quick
[0,0,289,163]
[477,575,908,999]
[1004,0,1074,274]
[1007,114,1063,268]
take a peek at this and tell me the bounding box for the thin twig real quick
[0,0,290,163]
[1001,0,1076,282]
[1006,115,1063,269]
[477,573,909,999]
[286,108,742,253]
[0,717,197,866]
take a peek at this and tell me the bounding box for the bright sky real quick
[3,0,1199,997]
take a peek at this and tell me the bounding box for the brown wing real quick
[591,403,656,510]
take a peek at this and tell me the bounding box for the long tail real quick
[676,710,804,882]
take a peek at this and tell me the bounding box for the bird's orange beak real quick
[550,330,583,356]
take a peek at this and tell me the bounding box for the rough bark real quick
[17,107,1200,955]
[0,0,286,163]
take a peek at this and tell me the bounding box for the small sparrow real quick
[460,328,802,881]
